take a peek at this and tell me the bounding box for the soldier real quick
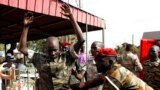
[120,43,143,76]
[6,43,16,61]
[19,3,85,90]
[71,45,87,83]
[4,43,17,68]
[67,48,153,90]
[88,41,105,81]
[143,45,160,90]
[70,41,105,90]
[73,41,105,84]
[87,41,105,90]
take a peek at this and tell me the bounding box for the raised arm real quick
[19,12,33,55]
[61,4,85,53]
[0,63,15,80]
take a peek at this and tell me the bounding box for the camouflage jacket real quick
[143,59,160,90]
[86,60,102,90]
[30,45,80,90]
[120,52,143,76]
[104,64,153,90]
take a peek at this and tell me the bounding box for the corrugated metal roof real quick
[142,31,160,40]
[0,0,105,43]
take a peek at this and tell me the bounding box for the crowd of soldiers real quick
[0,3,160,90]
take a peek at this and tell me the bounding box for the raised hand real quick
[24,12,34,26]
[0,62,7,71]
[61,3,72,18]
[10,63,15,72]
[11,63,15,68]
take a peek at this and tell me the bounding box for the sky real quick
[78,0,160,49]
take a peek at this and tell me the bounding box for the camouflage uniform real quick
[143,59,160,90]
[86,59,103,90]
[120,51,143,76]
[103,64,153,90]
[29,45,79,90]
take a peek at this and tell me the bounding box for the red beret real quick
[63,42,71,46]
[98,48,117,57]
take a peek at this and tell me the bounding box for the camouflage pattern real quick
[143,59,160,90]
[31,46,79,90]
[86,59,103,90]
[120,51,143,76]
[103,64,153,90]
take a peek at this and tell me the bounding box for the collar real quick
[106,63,121,75]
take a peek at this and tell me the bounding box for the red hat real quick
[63,42,71,47]
[98,48,117,57]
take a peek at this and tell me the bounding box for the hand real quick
[71,68,77,75]
[11,63,15,68]
[61,3,72,18]
[10,63,15,71]
[0,62,7,71]
[24,12,34,26]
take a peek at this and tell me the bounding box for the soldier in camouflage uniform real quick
[143,45,160,90]
[71,41,104,90]
[19,4,85,90]
[120,43,143,76]
[68,48,153,90]
[70,45,87,83]
[86,56,103,90]
[88,41,105,90]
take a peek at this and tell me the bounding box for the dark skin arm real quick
[69,74,105,90]
[61,4,85,82]
[20,4,84,54]
[61,4,85,53]
[71,69,86,81]
[19,12,33,55]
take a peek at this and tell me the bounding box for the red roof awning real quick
[0,0,105,43]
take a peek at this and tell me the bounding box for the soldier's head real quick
[91,41,104,57]
[125,43,132,52]
[149,45,160,62]
[46,36,60,59]
[95,48,117,74]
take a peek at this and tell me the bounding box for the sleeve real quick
[133,54,143,71]
[69,45,79,59]
[75,61,87,71]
